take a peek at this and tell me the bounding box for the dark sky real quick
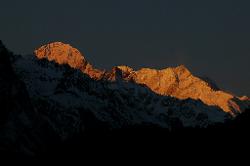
[1,0,250,96]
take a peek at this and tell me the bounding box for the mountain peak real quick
[175,64,188,70]
[172,65,191,79]
[34,42,88,70]
[34,42,105,80]
[116,65,134,73]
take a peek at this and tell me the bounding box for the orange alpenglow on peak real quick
[35,42,87,70]
[34,42,249,115]
[34,42,104,80]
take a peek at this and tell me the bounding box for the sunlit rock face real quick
[110,64,248,115]
[130,66,241,115]
[114,65,245,115]
[35,42,87,69]
[35,42,104,80]
[34,42,249,115]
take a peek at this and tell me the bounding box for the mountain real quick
[14,42,229,129]
[34,42,249,115]
[0,41,250,156]
[34,42,104,80]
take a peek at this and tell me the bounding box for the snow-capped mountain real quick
[0,41,249,156]
[33,42,249,115]
[14,42,237,131]
[13,48,226,132]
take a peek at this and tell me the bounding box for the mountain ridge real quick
[34,42,249,115]
[1,40,250,156]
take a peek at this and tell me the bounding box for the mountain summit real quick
[34,42,249,115]
[35,42,88,70]
[35,42,104,79]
